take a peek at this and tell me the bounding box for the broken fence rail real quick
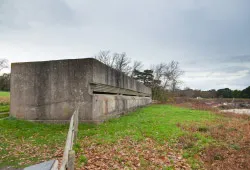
[60,106,79,170]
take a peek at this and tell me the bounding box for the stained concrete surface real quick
[10,58,151,123]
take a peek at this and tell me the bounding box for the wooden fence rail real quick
[60,106,79,170]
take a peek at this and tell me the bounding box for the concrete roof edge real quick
[11,57,97,65]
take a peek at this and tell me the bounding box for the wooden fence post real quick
[51,160,59,170]
[73,108,79,142]
[60,106,79,170]
[68,150,75,170]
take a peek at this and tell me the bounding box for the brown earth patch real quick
[178,114,250,170]
[1,139,64,167]
[201,145,250,170]
[0,96,9,104]
[77,137,191,170]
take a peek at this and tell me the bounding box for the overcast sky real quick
[1,0,250,90]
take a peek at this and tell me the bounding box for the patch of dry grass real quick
[0,96,9,105]
[177,105,250,170]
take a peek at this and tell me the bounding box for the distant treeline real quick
[0,73,10,91]
[177,86,250,99]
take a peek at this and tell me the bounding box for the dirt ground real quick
[172,97,250,170]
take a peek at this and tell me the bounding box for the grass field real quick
[0,118,68,168]
[0,104,9,113]
[0,91,10,97]
[0,104,249,169]
[0,91,10,117]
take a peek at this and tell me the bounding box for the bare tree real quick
[94,51,131,75]
[170,79,182,92]
[94,50,117,68]
[152,63,167,81]
[130,60,143,77]
[167,61,184,91]
[152,61,184,91]
[95,51,184,91]
[0,59,8,72]
[114,52,131,74]
[162,61,183,90]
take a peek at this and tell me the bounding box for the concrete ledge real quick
[25,103,151,124]
[26,119,104,124]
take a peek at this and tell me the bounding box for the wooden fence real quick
[60,106,79,170]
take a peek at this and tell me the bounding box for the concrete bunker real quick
[10,58,151,123]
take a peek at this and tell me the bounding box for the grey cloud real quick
[0,0,250,90]
[0,0,76,30]
[224,55,250,63]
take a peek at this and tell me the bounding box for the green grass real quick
[0,118,68,168]
[0,113,9,119]
[77,105,217,169]
[0,104,9,113]
[0,91,10,97]
[0,105,218,168]
[78,105,216,144]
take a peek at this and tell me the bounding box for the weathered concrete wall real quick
[11,59,94,121]
[10,58,151,122]
[92,95,151,122]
